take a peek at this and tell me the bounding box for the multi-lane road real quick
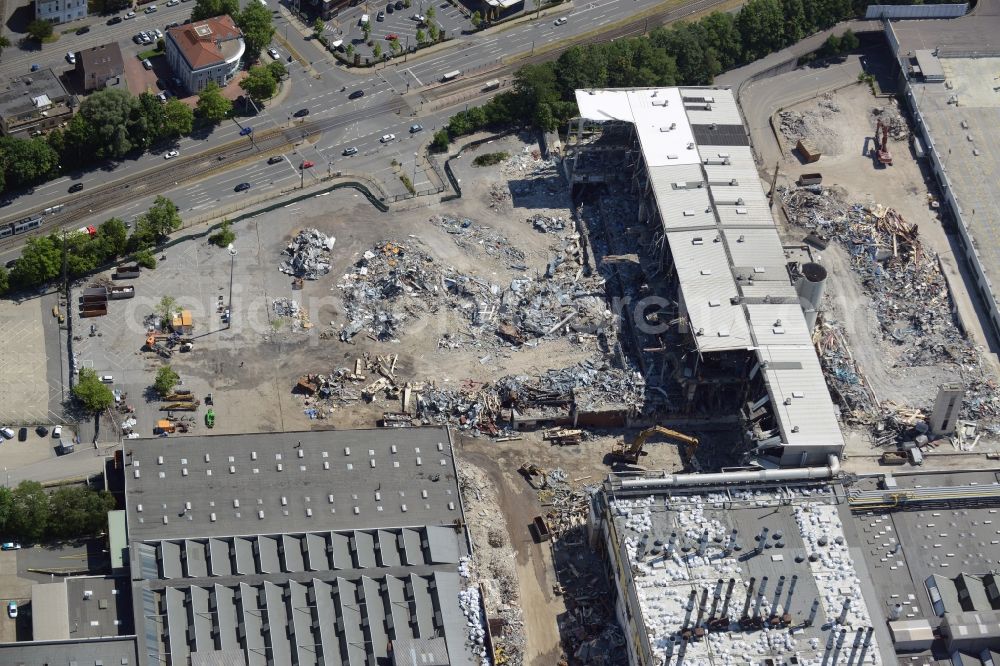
[0,0,733,257]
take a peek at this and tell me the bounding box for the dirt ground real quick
[772,83,1000,459]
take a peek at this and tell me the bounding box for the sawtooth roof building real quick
[567,87,843,468]
[125,427,483,666]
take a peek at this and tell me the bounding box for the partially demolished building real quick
[567,87,843,467]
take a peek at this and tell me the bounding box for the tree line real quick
[431,0,936,149]
[0,481,116,543]
[0,195,181,295]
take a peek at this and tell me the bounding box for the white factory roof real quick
[575,87,845,458]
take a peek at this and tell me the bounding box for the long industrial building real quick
[568,87,843,467]
[125,427,483,666]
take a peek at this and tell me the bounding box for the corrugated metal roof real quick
[679,87,743,124]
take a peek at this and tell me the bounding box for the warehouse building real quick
[126,427,483,666]
[567,87,843,467]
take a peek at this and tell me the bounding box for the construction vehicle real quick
[542,427,583,446]
[611,426,699,465]
[873,119,893,166]
[161,400,200,411]
[518,462,548,489]
[205,409,215,428]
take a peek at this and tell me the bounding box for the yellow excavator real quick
[611,426,699,466]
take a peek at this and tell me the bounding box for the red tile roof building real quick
[165,15,244,94]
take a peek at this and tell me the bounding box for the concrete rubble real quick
[529,213,567,234]
[782,185,1000,433]
[430,215,526,266]
[335,238,613,349]
[777,93,842,155]
[279,228,335,279]
[271,298,311,331]
[459,463,526,666]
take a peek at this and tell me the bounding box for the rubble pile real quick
[500,146,548,177]
[271,298,311,331]
[488,183,511,211]
[783,186,1000,427]
[459,463,525,666]
[872,104,909,141]
[337,238,612,349]
[279,228,335,279]
[777,99,841,155]
[528,213,566,234]
[430,215,526,266]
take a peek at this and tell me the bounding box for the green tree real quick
[133,249,157,269]
[0,136,60,187]
[239,65,277,103]
[59,114,95,169]
[97,218,129,258]
[47,487,116,539]
[144,196,182,238]
[780,0,807,46]
[820,32,842,57]
[470,10,482,28]
[208,220,236,247]
[312,17,325,37]
[425,5,435,20]
[78,88,136,159]
[362,21,372,41]
[162,99,194,138]
[267,59,287,80]
[430,129,449,152]
[131,92,166,148]
[26,19,53,41]
[650,24,718,85]
[10,235,61,288]
[73,368,115,413]
[390,38,402,54]
[0,266,9,295]
[153,365,180,396]
[735,0,785,61]
[415,28,426,44]
[236,1,275,62]
[346,43,355,59]
[11,481,49,542]
[191,0,239,21]
[196,82,232,124]
[156,295,178,321]
[839,29,859,51]
[699,11,742,70]
[373,42,382,59]
[0,35,11,56]
[428,22,439,41]
[0,487,14,534]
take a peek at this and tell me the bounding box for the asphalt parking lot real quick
[0,292,67,426]
[325,0,471,62]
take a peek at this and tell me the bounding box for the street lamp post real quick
[227,244,237,330]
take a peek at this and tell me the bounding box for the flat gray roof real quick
[125,427,462,542]
[0,68,69,119]
[67,576,133,638]
[0,637,138,665]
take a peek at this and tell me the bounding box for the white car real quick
[66,51,76,64]
[0,428,13,440]
[553,16,567,25]
[380,134,396,143]
[153,28,164,39]
[124,9,136,18]
[411,13,425,22]
[144,4,157,12]
[52,425,62,439]
[165,0,179,5]
[164,149,179,159]
[7,602,16,619]
[100,374,114,384]
[267,47,280,59]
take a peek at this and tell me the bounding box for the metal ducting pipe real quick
[618,455,841,489]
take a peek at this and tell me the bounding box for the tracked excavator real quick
[611,426,700,467]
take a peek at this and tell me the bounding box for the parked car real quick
[164,149,179,159]
[124,10,136,18]
[144,4,158,12]
[553,16,567,25]
[0,428,13,440]
[385,3,393,12]
[51,425,61,439]
[36,426,48,437]
[142,59,153,70]
[66,51,76,64]
[68,183,84,193]
[0,542,20,551]
[376,10,385,20]
[394,0,403,8]
[17,428,27,442]
[348,89,364,99]
[409,124,423,133]
[157,92,168,102]
[342,146,358,156]
[165,21,179,29]
[385,33,398,40]
[8,602,17,619]
[100,374,114,383]
[411,13,425,22]
[165,0,179,5]
[267,155,283,164]
[234,182,251,192]
[75,26,90,34]
[153,28,164,39]
[267,47,280,59]
[107,15,123,24]
[380,133,395,143]
[293,108,309,117]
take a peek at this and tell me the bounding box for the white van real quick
[360,13,369,24]
[100,374,114,383]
